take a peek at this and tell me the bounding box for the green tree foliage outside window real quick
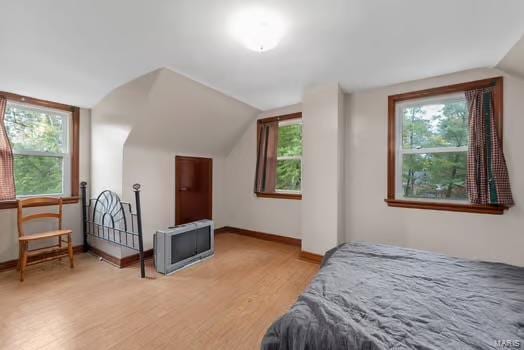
[4,104,67,196]
[13,155,63,196]
[401,99,468,200]
[276,123,302,192]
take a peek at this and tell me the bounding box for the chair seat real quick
[19,230,72,241]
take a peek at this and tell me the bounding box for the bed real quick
[80,182,146,278]
[262,242,524,350]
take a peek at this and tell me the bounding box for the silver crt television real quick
[154,219,214,275]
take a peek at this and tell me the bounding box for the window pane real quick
[276,159,301,191]
[4,104,66,153]
[402,98,468,149]
[278,124,302,157]
[402,152,467,200]
[14,155,63,196]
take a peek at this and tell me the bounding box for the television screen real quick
[171,226,211,264]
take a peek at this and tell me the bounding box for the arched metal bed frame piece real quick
[80,182,145,278]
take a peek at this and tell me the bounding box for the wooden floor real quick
[0,233,318,350]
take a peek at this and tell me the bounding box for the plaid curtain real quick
[0,97,16,200]
[465,87,513,206]
[254,120,278,193]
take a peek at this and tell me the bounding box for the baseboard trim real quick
[299,250,323,264]
[214,227,231,235]
[215,227,323,263]
[88,246,153,268]
[87,246,121,267]
[216,226,301,247]
[120,249,154,268]
[0,245,84,272]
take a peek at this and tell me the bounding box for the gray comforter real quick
[262,242,524,350]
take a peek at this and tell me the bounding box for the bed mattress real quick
[262,242,524,350]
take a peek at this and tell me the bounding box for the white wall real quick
[90,71,158,196]
[345,68,524,266]
[223,104,302,238]
[122,144,227,251]
[301,84,345,254]
[0,108,91,263]
[337,87,346,245]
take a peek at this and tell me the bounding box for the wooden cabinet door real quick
[175,156,212,225]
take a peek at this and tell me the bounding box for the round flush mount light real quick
[229,7,286,53]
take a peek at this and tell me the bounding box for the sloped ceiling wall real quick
[91,67,259,196]
[125,68,259,153]
[91,70,159,196]
[497,35,524,79]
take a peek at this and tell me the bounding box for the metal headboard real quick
[80,182,145,278]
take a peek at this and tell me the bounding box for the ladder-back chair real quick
[17,197,74,281]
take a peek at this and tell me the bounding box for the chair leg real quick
[68,234,74,268]
[58,236,62,263]
[16,242,22,271]
[20,242,28,282]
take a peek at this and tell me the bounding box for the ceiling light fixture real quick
[229,7,286,53]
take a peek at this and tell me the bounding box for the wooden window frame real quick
[385,77,505,215]
[0,91,80,209]
[255,112,302,200]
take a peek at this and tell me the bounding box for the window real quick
[5,102,71,197]
[396,93,468,202]
[386,77,504,214]
[276,119,302,193]
[255,113,302,200]
[0,91,80,208]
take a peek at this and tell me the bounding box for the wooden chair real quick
[17,197,74,282]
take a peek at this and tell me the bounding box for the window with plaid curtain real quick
[466,86,513,206]
[0,97,16,200]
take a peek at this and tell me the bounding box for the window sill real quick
[384,199,505,215]
[0,196,80,210]
[255,192,302,200]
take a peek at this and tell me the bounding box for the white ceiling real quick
[1,0,523,110]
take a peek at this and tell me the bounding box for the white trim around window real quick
[276,118,302,194]
[6,101,72,198]
[394,92,468,204]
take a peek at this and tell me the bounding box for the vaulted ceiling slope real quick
[497,35,524,79]
[125,68,259,154]
[1,1,524,110]
[93,68,259,155]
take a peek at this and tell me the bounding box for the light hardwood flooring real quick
[0,233,318,350]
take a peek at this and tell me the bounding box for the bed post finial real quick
[133,183,145,278]
[80,181,89,252]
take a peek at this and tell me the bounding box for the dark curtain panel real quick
[254,120,278,193]
[0,97,16,200]
[465,87,513,206]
